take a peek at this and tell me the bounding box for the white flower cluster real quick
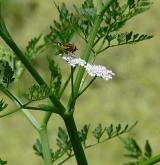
[60,54,115,80]
[61,54,86,67]
[84,64,114,80]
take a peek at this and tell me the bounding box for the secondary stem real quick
[39,126,52,165]
[0,29,66,117]
[73,0,116,97]
[63,115,88,165]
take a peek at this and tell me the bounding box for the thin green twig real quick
[58,73,71,98]
[78,76,97,98]
[138,154,160,165]
[71,66,75,100]
[0,107,20,118]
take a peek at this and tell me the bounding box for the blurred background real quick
[0,0,160,164]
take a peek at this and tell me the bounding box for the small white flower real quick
[84,64,115,80]
[61,54,86,67]
[60,53,115,81]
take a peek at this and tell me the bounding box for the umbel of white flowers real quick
[60,54,115,81]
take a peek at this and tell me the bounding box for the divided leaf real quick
[26,84,53,101]
[94,0,153,54]
[25,35,45,59]
[73,0,96,39]
[123,138,142,159]
[0,46,15,87]
[106,122,137,140]
[26,59,62,101]
[102,0,153,34]
[48,58,62,96]
[122,138,153,165]
[105,32,153,49]
[0,46,15,68]
[32,122,137,164]
[106,124,113,138]
[33,139,43,157]
[92,124,105,142]
[45,3,78,44]
[144,140,152,158]
[78,124,90,147]
[2,62,15,87]
[43,0,153,56]
[56,127,71,151]
[0,99,8,112]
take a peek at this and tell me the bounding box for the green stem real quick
[0,22,66,125]
[58,73,71,98]
[71,0,116,101]
[0,4,70,165]
[71,66,75,100]
[138,154,160,165]
[0,85,40,130]
[0,84,22,106]
[22,108,40,130]
[23,106,54,112]
[39,126,52,165]
[73,15,102,97]
[78,76,96,97]
[63,115,88,165]
[69,76,97,110]
[0,108,20,118]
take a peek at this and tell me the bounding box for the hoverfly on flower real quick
[56,42,78,54]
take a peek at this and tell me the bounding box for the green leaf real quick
[92,124,105,142]
[0,158,7,165]
[120,124,129,134]
[25,34,45,59]
[26,84,53,101]
[144,140,152,158]
[0,99,8,112]
[126,138,142,157]
[99,0,153,40]
[56,127,71,151]
[128,0,136,9]
[0,46,15,87]
[103,32,153,51]
[2,62,15,87]
[106,123,135,139]
[0,46,15,68]
[106,124,113,138]
[33,139,43,157]
[73,0,96,39]
[78,124,90,147]
[115,123,122,134]
[48,57,62,96]
[51,149,62,162]
[122,138,153,165]
[45,3,78,43]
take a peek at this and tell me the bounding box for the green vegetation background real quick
[0,0,160,164]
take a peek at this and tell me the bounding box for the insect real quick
[56,42,78,54]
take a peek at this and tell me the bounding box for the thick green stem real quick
[39,127,52,165]
[63,115,88,165]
